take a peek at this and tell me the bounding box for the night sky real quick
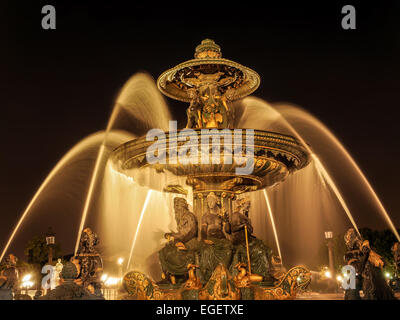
[1,1,399,258]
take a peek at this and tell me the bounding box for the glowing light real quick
[336,275,343,282]
[324,270,332,278]
[101,274,108,282]
[21,274,34,289]
[104,277,119,287]
[117,258,124,265]
[385,272,391,278]
[263,189,283,264]
[22,274,32,282]
[127,190,153,269]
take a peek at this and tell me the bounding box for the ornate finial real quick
[194,39,222,59]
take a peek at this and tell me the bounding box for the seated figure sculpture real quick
[227,197,274,282]
[199,192,233,283]
[159,197,198,284]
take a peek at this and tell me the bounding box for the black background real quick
[1,1,399,256]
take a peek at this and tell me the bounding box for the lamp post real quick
[45,227,55,265]
[325,231,334,275]
[117,258,124,282]
[325,231,336,292]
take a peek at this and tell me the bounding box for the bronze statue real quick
[392,242,400,274]
[344,228,396,300]
[199,192,233,283]
[227,198,273,282]
[0,254,19,300]
[159,197,198,284]
[75,227,103,297]
[391,242,400,290]
[226,197,253,245]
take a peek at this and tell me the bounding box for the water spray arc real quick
[74,104,122,255]
[263,189,282,263]
[127,190,153,269]
[270,108,361,237]
[0,132,117,263]
[276,104,399,242]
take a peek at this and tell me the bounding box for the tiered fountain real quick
[111,39,311,300]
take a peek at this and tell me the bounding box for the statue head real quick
[206,192,219,211]
[61,262,78,280]
[78,227,99,253]
[344,228,362,250]
[173,197,188,221]
[235,197,251,215]
[3,254,17,267]
[174,197,188,211]
[57,258,62,263]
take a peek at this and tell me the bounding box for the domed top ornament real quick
[194,39,222,59]
[157,39,260,104]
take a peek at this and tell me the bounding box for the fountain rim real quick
[109,128,310,179]
[111,128,309,157]
[157,58,261,103]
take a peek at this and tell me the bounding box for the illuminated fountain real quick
[1,39,399,300]
[110,39,311,299]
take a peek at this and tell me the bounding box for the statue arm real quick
[201,216,208,240]
[231,216,253,234]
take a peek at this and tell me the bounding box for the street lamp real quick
[325,231,335,292]
[325,231,333,240]
[45,227,55,265]
[117,257,124,281]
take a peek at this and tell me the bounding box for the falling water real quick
[100,163,176,280]
[235,96,361,232]
[311,154,359,235]
[74,73,172,255]
[0,130,134,262]
[235,97,361,266]
[127,190,153,269]
[263,189,282,263]
[4,72,397,275]
[275,103,400,242]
